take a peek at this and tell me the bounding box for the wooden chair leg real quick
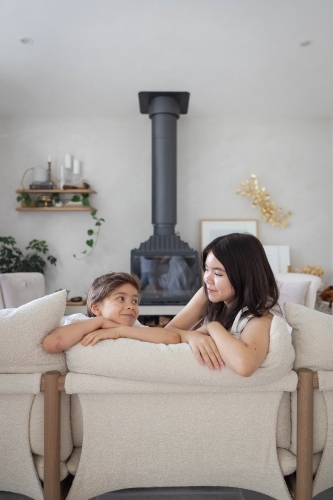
[296,368,314,500]
[43,371,61,500]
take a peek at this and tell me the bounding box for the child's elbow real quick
[42,333,64,354]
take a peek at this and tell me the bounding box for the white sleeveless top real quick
[229,306,282,339]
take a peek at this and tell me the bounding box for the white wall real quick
[0,116,332,297]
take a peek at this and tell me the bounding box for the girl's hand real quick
[81,328,121,346]
[186,331,224,370]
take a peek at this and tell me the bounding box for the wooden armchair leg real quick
[42,371,61,500]
[296,368,315,500]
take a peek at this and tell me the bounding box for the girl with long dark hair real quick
[165,233,280,377]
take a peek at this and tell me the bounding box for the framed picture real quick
[200,219,258,251]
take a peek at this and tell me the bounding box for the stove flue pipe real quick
[148,95,179,236]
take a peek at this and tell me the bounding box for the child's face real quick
[93,283,140,326]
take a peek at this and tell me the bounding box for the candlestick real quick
[47,156,52,182]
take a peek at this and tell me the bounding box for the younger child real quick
[43,272,180,353]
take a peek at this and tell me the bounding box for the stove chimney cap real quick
[139,91,190,114]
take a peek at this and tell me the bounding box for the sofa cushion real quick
[66,314,295,387]
[277,280,310,308]
[0,290,67,374]
[285,302,333,371]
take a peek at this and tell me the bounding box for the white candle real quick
[73,158,80,174]
[65,153,72,169]
[59,165,65,189]
[48,155,51,163]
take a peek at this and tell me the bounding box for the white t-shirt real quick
[61,313,147,328]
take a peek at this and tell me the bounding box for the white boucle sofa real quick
[1,286,332,500]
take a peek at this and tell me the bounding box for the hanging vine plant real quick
[73,209,105,259]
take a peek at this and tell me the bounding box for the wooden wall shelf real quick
[16,206,95,211]
[15,188,97,211]
[16,189,96,194]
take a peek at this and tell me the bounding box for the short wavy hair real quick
[86,272,141,317]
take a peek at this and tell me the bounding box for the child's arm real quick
[206,314,271,377]
[81,325,180,346]
[43,317,117,353]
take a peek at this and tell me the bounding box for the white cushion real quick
[285,302,333,371]
[33,454,68,481]
[277,280,310,309]
[275,273,322,309]
[0,290,67,374]
[0,273,45,308]
[66,315,295,387]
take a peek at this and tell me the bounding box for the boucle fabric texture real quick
[65,370,297,394]
[67,446,81,476]
[0,289,67,373]
[71,394,83,447]
[0,373,41,394]
[0,393,43,500]
[285,302,333,371]
[33,454,68,482]
[0,272,45,308]
[66,391,292,500]
[66,314,295,387]
[67,374,295,449]
[68,446,299,479]
[30,392,73,461]
[318,370,333,391]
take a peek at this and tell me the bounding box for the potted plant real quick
[0,236,57,274]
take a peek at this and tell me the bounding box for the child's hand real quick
[187,331,224,370]
[81,328,121,346]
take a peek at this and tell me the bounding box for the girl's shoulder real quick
[230,306,282,338]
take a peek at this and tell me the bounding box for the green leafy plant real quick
[0,236,57,274]
[74,209,105,259]
[71,193,90,206]
[51,192,61,204]
[16,167,34,207]
[16,191,32,207]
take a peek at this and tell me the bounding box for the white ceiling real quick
[1,0,333,117]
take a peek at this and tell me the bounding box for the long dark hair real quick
[202,233,279,331]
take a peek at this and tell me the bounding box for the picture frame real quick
[200,219,258,251]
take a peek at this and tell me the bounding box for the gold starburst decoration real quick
[236,174,292,228]
[295,265,325,278]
